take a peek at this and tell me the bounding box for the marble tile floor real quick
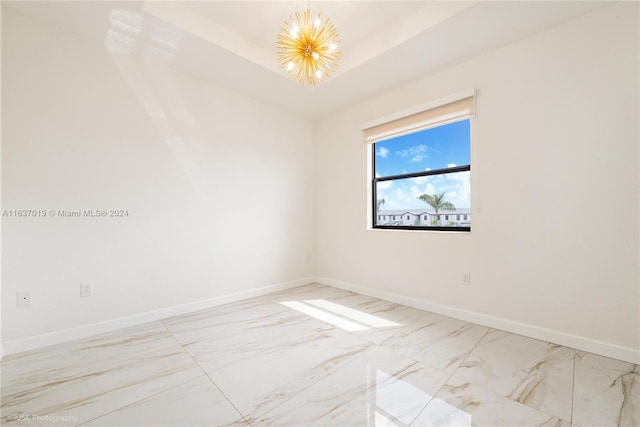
[1,283,637,427]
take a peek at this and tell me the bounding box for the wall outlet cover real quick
[80,283,93,297]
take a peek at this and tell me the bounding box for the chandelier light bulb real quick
[276,8,341,87]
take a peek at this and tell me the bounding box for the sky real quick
[375,119,471,211]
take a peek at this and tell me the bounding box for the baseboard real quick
[315,276,640,365]
[5,276,638,364]
[2,277,315,357]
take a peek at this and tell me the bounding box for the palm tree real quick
[417,192,455,225]
[375,198,386,225]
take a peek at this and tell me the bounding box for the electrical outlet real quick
[80,283,93,297]
[462,273,471,285]
[17,291,31,307]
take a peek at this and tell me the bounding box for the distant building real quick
[376,209,471,226]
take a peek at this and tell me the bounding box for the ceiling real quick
[4,1,608,119]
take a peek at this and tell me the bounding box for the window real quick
[364,91,474,231]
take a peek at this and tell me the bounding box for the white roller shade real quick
[362,89,475,144]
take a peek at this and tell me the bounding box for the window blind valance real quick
[362,89,475,144]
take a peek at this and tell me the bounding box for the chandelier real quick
[276,5,340,87]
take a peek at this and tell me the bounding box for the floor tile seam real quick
[446,372,571,424]
[158,293,304,331]
[6,338,204,426]
[387,310,433,341]
[72,374,201,427]
[189,360,252,427]
[447,369,574,425]
[377,309,486,350]
[248,342,378,424]
[519,399,573,425]
[162,323,252,427]
[161,304,337,348]
[4,325,205,427]
[452,327,575,425]
[164,312,382,404]
[158,306,288,333]
[162,298,379,423]
[477,328,596,364]
[156,319,211,363]
[376,310,433,347]
[496,341,577,421]
[170,319,366,377]
[406,365,458,427]
[163,295,567,425]
[375,340,455,376]
[402,325,490,424]
[159,309,291,361]
[1,320,171,364]
[405,310,610,368]
[452,325,490,373]
[570,350,576,425]
[370,342,452,379]
[305,292,433,346]
[362,342,455,426]
[408,370,456,426]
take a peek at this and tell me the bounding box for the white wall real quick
[2,2,639,364]
[2,10,315,345]
[0,4,4,359]
[316,2,639,362]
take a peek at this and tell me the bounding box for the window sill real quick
[369,226,471,233]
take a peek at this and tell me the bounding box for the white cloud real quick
[392,187,409,202]
[425,183,436,194]
[447,163,457,168]
[378,180,393,190]
[396,144,430,160]
[447,171,470,181]
[377,171,471,211]
[438,173,471,208]
[409,176,439,192]
[376,147,389,158]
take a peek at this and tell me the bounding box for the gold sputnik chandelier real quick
[276,3,340,87]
